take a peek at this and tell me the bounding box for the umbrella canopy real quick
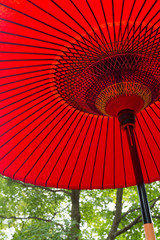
[0,0,160,190]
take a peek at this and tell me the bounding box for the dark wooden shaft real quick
[125,126,152,224]
[118,110,156,239]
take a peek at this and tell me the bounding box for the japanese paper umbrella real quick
[0,0,160,238]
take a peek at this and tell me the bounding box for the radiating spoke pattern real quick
[0,0,160,189]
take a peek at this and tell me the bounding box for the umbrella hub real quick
[118,109,136,129]
[95,81,151,117]
[53,54,159,117]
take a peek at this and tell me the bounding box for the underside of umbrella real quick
[0,0,159,189]
[0,0,160,239]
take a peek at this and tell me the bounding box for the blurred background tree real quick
[0,175,159,240]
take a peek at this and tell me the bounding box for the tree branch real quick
[116,195,160,237]
[0,175,71,196]
[0,215,64,229]
[106,188,123,240]
[115,215,142,237]
[152,215,160,219]
[121,195,160,220]
[121,206,141,220]
[150,196,160,209]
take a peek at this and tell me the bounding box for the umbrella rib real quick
[79,116,99,189]
[0,51,96,63]
[72,72,105,99]
[32,109,79,186]
[0,96,61,148]
[49,0,106,54]
[27,0,102,56]
[140,112,160,150]
[0,58,57,62]
[144,108,160,133]
[1,102,65,176]
[0,72,52,87]
[0,31,71,49]
[120,126,127,187]
[0,30,100,59]
[126,29,160,56]
[0,17,73,45]
[22,109,79,184]
[122,2,159,51]
[0,3,95,50]
[55,113,86,188]
[127,8,160,50]
[134,129,150,183]
[0,41,57,51]
[0,92,53,129]
[154,102,160,110]
[68,117,94,189]
[0,70,52,91]
[0,86,53,119]
[0,63,52,72]
[67,0,108,53]
[0,94,55,138]
[1,42,100,62]
[123,20,160,54]
[85,0,109,52]
[149,105,160,120]
[54,113,85,187]
[0,17,99,56]
[131,22,136,53]
[54,51,95,74]
[0,81,51,107]
[121,0,147,48]
[132,27,160,54]
[117,0,125,49]
[30,0,105,55]
[95,0,112,51]
[99,0,113,51]
[119,0,136,51]
[0,82,51,110]
[90,117,104,189]
[136,117,160,176]
[121,0,146,51]
[143,26,154,58]
[0,41,97,59]
[111,0,116,50]
[139,36,159,61]
[150,36,160,60]
[56,113,89,188]
[141,26,148,56]
[54,61,92,74]
[102,117,109,189]
[5,104,71,178]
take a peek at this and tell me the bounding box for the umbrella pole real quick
[137,184,155,240]
[118,110,156,240]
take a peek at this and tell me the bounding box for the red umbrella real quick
[0,0,159,239]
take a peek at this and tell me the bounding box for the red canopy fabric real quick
[0,0,160,189]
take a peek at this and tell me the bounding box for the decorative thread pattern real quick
[95,82,152,116]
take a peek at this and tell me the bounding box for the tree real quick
[0,175,160,239]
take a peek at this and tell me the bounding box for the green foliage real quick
[12,221,70,240]
[0,175,160,240]
[0,176,70,239]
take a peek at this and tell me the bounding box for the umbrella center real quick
[53,54,159,116]
[95,82,151,117]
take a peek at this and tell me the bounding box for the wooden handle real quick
[144,223,156,240]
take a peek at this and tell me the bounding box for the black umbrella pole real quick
[137,183,155,240]
[118,110,156,240]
